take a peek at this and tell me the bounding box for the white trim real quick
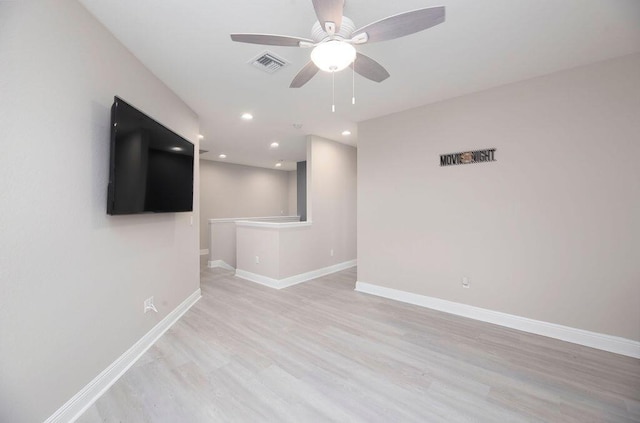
[209,215,299,224]
[208,260,235,271]
[277,260,357,288]
[355,282,640,359]
[45,289,202,423]
[234,269,281,289]
[200,249,209,256]
[236,259,357,290]
[235,220,312,229]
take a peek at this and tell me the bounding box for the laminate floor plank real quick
[77,266,640,422]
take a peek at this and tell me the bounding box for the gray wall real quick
[358,54,640,342]
[236,136,357,279]
[0,1,200,422]
[199,160,294,250]
[288,169,297,219]
[296,161,307,221]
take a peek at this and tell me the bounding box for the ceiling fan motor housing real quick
[312,16,355,42]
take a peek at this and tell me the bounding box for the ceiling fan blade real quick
[290,62,320,88]
[350,53,390,83]
[230,33,313,47]
[311,0,344,33]
[351,6,445,44]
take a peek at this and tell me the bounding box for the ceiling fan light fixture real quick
[311,41,356,73]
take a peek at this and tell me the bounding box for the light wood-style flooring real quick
[78,264,640,422]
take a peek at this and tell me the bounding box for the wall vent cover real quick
[250,51,289,73]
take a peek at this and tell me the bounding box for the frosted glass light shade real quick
[311,41,356,73]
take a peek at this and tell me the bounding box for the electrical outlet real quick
[462,276,470,289]
[330,249,334,257]
[144,296,158,313]
[255,256,260,264]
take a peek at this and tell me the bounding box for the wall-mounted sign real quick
[440,148,496,167]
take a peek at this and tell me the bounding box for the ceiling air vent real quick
[250,51,289,74]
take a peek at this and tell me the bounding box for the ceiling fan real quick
[230,0,445,89]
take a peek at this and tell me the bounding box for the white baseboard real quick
[234,269,280,288]
[45,289,202,423]
[208,260,235,271]
[355,281,640,359]
[236,259,357,290]
[200,249,209,256]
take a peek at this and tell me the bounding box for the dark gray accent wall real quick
[297,161,307,221]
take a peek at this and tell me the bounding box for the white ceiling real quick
[79,0,640,171]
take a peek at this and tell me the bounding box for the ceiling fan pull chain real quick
[332,71,336,113]
[352,61,356,105]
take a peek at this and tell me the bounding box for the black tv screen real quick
[107,97,194,215]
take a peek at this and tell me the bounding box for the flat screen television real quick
[107,96,194,215]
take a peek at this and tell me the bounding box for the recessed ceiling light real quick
[342,130,351,136]
[219,154,227,159]
[198,134,204,139]
[171,147,183,151]
[241,113,253,120]
[270,142,279,149]
[275,162,282,168]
